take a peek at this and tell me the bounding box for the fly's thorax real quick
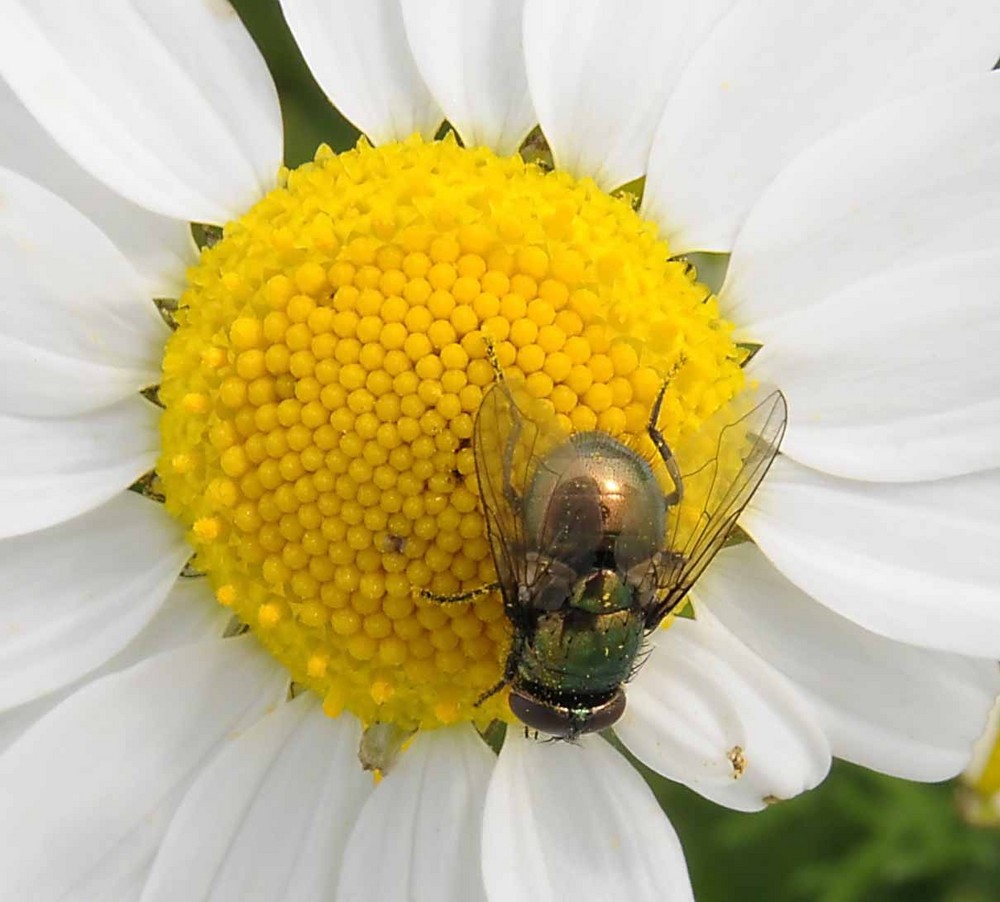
[571,568,634,614]
[518,573,645,697]
[523,431,666,575]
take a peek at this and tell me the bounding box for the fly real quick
[422,346,787,739]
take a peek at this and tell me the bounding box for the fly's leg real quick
[648,378,684,506]
[416,583,500,603]
[482,331,504,383]
[475,676,509,707]
[475,631,524,706]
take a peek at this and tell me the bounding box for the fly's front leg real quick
[416,583,500,603]
[482,331,504,384]
[648,378,684,507]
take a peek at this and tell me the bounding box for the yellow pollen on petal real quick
[158,134,743,732]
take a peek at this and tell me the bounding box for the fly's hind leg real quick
[417,583,500,603]
[648,378,684,507]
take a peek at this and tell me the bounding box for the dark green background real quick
[229,2,1000,898]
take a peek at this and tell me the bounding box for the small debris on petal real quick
[727,745,746,779]
[358,721,416,774]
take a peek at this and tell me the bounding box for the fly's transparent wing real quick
[472,378,566,613]
[644,387,788,627]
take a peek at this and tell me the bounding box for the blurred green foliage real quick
[649,760,1000,902]
[229,1,1000,898]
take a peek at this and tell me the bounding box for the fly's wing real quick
[643,387,787,628]
[473,377,567,614]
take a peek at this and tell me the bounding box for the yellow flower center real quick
[158,134,743,731]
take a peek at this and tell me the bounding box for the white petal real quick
[0,493,188,711]
[111,577,231,667]
[743,457,1000,658]
[0,577,227,755]
[702,543,1000,781]
[0,636,288,902]
[619,616,830,811]
[142,695,370,902]
[618,622,745,784]
[0,0,282,224]
[643,1,1000,252]
[0,80,195,296]
[523,0,736,189]
[281,0,443,145]
[337,726,493,902]
[723,72,1000,326]
[0,165,168,417]
[482,732,693,902]
[0,396,158,539]
[401,0,534,155]
[750,250,1000,482]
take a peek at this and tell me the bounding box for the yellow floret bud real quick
[192,517,221,542]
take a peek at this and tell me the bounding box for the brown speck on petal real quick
[727,745,746,779]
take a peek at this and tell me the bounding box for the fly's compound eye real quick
[508,688,627,738]
[578,689,627,733]
[509,690,576,738]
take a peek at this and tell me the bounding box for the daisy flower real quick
[0,1,999,900]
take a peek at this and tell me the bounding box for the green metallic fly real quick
[424,358,787,739]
